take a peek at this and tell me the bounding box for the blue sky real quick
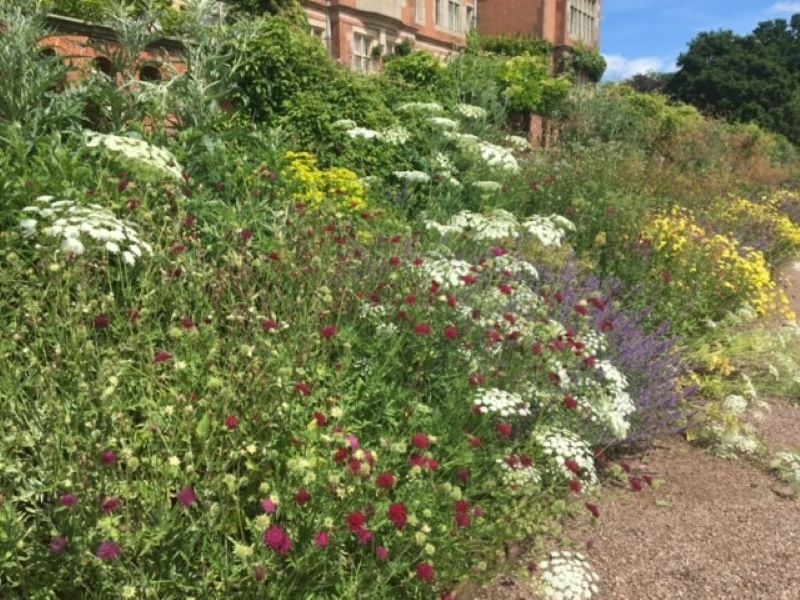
[601,1,800,80]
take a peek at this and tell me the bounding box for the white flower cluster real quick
[771,451,800,485]
[473,180,502,193]
[432,152,455,175]
[85,131,183,181]
[346,127,380,140]
[428,116,460,130]
[723,394,748,414]
[477,140,520,172]
[532,427,597,485]
[455,103,488,119]
[537,551,600,600]
[497,459,541,488]
[397,101,444,114]
[444,131,480,147]
[492,253,540,280]
[421,258,474,288]
[504,134,531,152]
[380,125,411,145]
[393,170,431,183]
[20,195,152,265]
[581,329,607,356]
[589,360,636,440]
[332,119,358,129]
[521,215,575,247]
[473,388,531,417]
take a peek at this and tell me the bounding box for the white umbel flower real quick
[537,551,600,600]
[85,131,183,181]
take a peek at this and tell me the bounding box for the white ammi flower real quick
[537,551,600,600]
[393,170,431,183]
[85,131,183,181]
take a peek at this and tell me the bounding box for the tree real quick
[624,71,672,95]
[666,17,800,143]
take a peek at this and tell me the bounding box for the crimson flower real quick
[469,373,486,386]
[643,474,654,487]
[321,325,338,339]
[629,477,643,492]
[490,246,507,256]
[153,350,173,364]
[100,450,117,466]
[499,283,513,296]
[409,454,426,468]
[225,415,239,430]
[176,486,197,508]
[315,531,329,547]
[376,546,389,561]
[569,478,583,495]
[261,319,278,332]
[49,536,69,556]
[314,412,328,427]
[294,382,312,396]
[563,395,578,410]
[455,512,471,527]
[455,500,469,513]
[389,256,401,267]
[411,433,430,450]
[101,497,122,514]
[496,422,512,438]
[95,541,121,561]
[60,494,78,507]
[295,489,311,506]
[414,323,431,335]
[347,511,366,533]
[128,309,141,322]
[461,274,477,285]
[387,502,408,530]
[458,468,471,484]
[261,498,277,514]
[240,228,253,241]
[94,314,110,330]
[564,459,580,475]
[426,458,439,471]
[416,562,435,584]
[585,502,601,518]
[348,458,362,476]
[375,472,396,489]
[357,528,373,545]
[443,325,459,340]
[263,525,292,555]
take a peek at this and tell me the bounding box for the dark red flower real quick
[60,493,78,507]
[94,314,110,330]
[389,256,401,267]
[314,412,328,427]
[49,535,68,556]
[499,283,513,296]
[661,271,672,283]
[411,433,430,449]
[263,525,292,555]
[375,472,396,489]
[180,317,195,329]
[321,325,338,339]
[376,546,389,560]
[127,198,141,211]
[643,474,654,487]
[176,486,197,508]
[574,304,588,316]
[295,488,311,506]
[458,468,471,484]
[468,435,482,448]
[333,447,349,463]
[455,512,471,527]
[409,454,426,468]
[95,541,121,561]
[347,511,366,533]
[294,382,312,396]
[101,497,122,514]
[585,502,600,518]
[460,274,477,285]
[153,351,173,364]
[629,477,643,492]
[563,395,578,410]
[225,415,239,429]
[315,531,329,547]
[490,246,507,257]
[262,319,278,332]
[128,309,141,322]
[469,373,486,387]
[416,562,435,584]
[443,325,459,340]
[455,500,469,513]
[100,450,117,466]
[388,502,407,529]
[564,459,580,475]
[240,228,253,241]
[414,323,431,335]
[569,478,582,495]
[348,458,362,476]
[496,422,512,438]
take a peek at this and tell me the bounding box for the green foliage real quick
[383,52,454,100]
[564,46,606,83]
[498,55,571,115]
[667,16,800,143]
[228,16,335,123]
[478,35,552,58]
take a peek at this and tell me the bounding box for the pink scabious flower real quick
[357,528,373,545]
[101,497,122,514]
[387,502,408,530]
[314,531,329,548]
[346,434,360,451]
[176,486,197,508]
[261,498,277,514]
[416,562,435,584]
[320,325,338,340]
[95,541,121,561]
[376,546,389,561]
[49,535,68,556]
[153,350,173,364]
[264,525,292,555]
[411,433,430,450]
[60,493,78,508]
[93,314,110,330]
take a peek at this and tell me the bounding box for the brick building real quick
[302,0,477,72]
[477,0,600,49]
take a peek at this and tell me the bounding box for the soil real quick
[469,264,800,600]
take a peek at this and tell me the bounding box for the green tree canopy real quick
[666,15,800,143]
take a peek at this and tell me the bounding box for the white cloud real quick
[768,2,800,14]
[601,54,676,81]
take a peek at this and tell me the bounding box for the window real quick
[569,0,597,44]
[435,0,442,26]
[466,5,475,31]
[447,0,461,31]
[139,64,161,82]
[416,0,425,24]
[352,32,374,73]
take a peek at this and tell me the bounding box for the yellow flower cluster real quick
[644,207,792,320]
[284,151,367,212]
